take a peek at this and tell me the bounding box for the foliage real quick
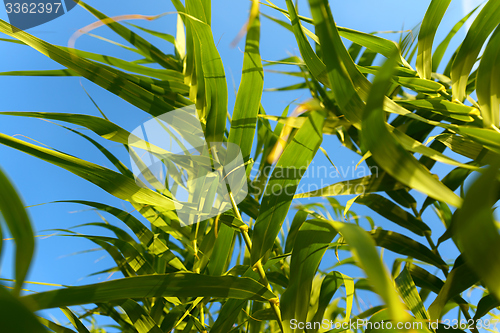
[1,0,500,332]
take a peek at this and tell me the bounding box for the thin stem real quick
[210,146,284,332]
[230,191,284,332]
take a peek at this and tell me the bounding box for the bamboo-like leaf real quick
[61,307,91,333]
[281,219,338,331]
[284,211,308,254]
[0,167,34,295]
[449,125,500,155]
[118,299,163,333]
[451,0,500,101]
[454,161,500,302]
[294,174,405,198]
[59,201,185,272]
[370,229,446,269]
[428,257,478,320]
[205,223,234,276]
[306,0,365,127]
[0,111,191,159]
[432,5,480,72]
[270,0,409,67]
[21,273,276,310]
[186,0,227,143]
[355,194,431,236]
[417,0,451,79]
[251,111,324,265]
[280,0,434,129]
[361,52,462,208]
[433,133,500,164]
[407,264,468,308]
[228,1,264,161]
[75,234,155,275]
[476,24,500,128]
[395,266,430,322]
[421,167,471,214]
[473,294,500,321]
[58,46,185,82]
[396,99,478,123]
[0,69,78,76]
[283,0,330,87]
[59,126,133,178]
[310,272,354,330]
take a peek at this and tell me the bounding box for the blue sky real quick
[0,0,486,330]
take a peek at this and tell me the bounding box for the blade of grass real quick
[0,167,35,295]
[22,273,277,310]
[454,161,500,303]
[476,25,500,128]
[450,0,500,101]
[416,0,451,79]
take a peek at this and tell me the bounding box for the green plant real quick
[0,0,500,332]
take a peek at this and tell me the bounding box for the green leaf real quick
[355,194,431,236]
[432,4,480,72]
[186,0,227,143]
[407,264,468,308]
[315,217,409,322]
[294,174,405,198]
[310,271,354,328]
[454,161,500,303]
[361,52,462,208]
[395,99,478,123]
[284,211,308,253]
[228,1,264,161]
[449,125,500,155]
[283,0,330,87]
[0,167,34,295]
[251,111,325,265]
[210,258,283,333]
[473,294,500,321]
[205,223,235,276]
[370,229,446,269]
[451,0,500,101]
[433,133,500,164]
[21,273,276,310]
[476,24,500,128]
[37,316,76,333]
[0,69,79,77]
[428,258,478,320]
[395,266,430,322]
[60,307,91,333]
[306,0,365,127]
[416,0,451,79]
[118,300,163,333]
[281,219,338,330]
